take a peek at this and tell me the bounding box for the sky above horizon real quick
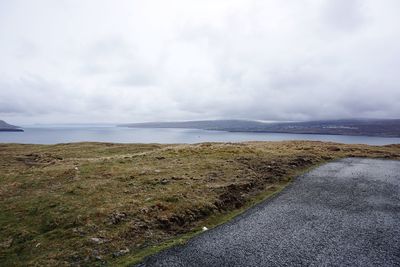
[1,0,400,124]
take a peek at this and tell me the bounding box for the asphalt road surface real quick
[137,158,400,267]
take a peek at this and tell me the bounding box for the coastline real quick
[0,129,24,132]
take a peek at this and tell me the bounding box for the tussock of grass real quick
[0,141,399,266]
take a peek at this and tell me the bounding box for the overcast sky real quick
[1,0,399,124]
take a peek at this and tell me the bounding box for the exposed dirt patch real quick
[15,152,63,166]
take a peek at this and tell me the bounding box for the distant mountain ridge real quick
[0,120,23,132]
[120,119,400,137]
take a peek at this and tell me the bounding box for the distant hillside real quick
[0,120,23,132]
[121,120,267,131]
[120,119,400,137]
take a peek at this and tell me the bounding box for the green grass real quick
[0,141,399,266]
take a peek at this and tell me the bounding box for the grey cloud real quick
[81,37,160,86]
[0,76,82,115]
[322,0,367,32]
[0,0,399,124]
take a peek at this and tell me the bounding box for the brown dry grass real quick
[0,141,399,266]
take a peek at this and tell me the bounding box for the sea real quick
[0,125,399,145]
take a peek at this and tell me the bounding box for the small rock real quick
[109,212,127,225]
[113,248,130,258]
[90,237,105,244]
[209,172,218,178]
[202,226,208,231]
[0,238,13,248]
[72,227,86,236]
[154,169,161,173]
[140,207,149,213]
[160,179,169,185]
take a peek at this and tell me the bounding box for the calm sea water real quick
[0,126,399,145]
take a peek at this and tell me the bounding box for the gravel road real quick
[137,158,400,266]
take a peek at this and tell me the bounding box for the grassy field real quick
[0,141,399,266]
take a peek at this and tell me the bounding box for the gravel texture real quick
[137,158,400,267]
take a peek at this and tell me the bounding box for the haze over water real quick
[1,126,399,146]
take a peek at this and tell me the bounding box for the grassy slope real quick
[0,141,399,266]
